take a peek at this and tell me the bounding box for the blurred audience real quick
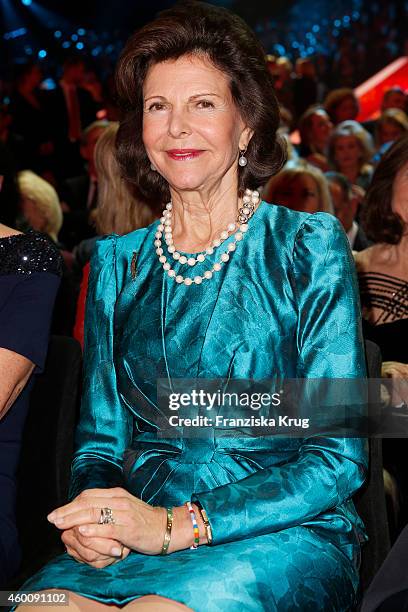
[263,160,333,214]
[326,171,369,251]
[329,120,374,191]
[9,63,54,177]
[375,109,408,149]
[59,120,110,250]
[73,122,160,346]
[46,56,99,181]
[324,88,360,125]
[298,105,333,171]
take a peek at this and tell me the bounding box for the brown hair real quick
[298,105,330,148]
[324,88,359,123]
[94,123,159,235]
[115,0,286,203]
[360,134,408,244]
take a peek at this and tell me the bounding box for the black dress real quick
[359,271,408,537]
[0,232,61,586]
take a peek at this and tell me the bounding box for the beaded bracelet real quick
[194,500,213,545]
[186,502,200,549]
[161,507,173,555]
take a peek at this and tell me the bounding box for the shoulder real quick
[91,225,152,263]
[294,211,346,251]
[0,230,63,277]
[354,243,394,274]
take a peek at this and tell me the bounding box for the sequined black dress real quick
[0,232,62,586]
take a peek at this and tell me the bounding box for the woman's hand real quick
[61,526,131,568]
[381,361,408,407]
[48,488,206,556]
[49,488,168,556]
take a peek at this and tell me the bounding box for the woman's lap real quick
[16,527,358,612]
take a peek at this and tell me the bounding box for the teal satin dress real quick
[20,202,368,611]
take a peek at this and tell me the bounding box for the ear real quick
[239,126,254,151]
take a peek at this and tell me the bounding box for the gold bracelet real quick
[161,507,173,555]
[195,502,213,545]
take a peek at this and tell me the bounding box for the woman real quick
[0,161,62,585]
[263,160,333,214]
[298,105,333,167]
[17,3,367,611]
[73,123,160,347]
[18,171,63,245]
[324,88,360,125]
[375,109,408,149]
[356,135,408,537]
[17,170,76,336]
[329,120,374,191]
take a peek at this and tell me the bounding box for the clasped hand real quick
[47,488,166,568]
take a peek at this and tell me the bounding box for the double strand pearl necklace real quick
[154,189,260,286]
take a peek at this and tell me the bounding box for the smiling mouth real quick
[166,150,205,160]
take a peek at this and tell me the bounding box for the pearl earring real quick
[150,162,157,172]
[238,147,248,167]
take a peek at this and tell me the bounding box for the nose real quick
[167,106,192,139]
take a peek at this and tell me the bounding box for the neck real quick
[169,182,241,253]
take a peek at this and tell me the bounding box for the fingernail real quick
[79,526,89,534]
[47,512,56,521]
[54,518,64,525]
[111,547,122,557]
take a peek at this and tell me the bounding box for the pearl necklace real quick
[154,189,260,285]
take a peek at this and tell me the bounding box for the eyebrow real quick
[143,92,221,103]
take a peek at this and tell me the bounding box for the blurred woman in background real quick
[263,159,333,214]
[17,170,75,335]
[376,109,408,149]
[329,120,374,191]
[356,134,408,536]
[73,122,160,347]
[324,88,360,125]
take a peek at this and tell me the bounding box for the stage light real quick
[21,0,32,5]
[71,34,78,41]
[334,19,341,27]
[38,49,47,58]
[312,25,320,33]
[54,30,62,38]
[77,28,86,36]
[76,42,84,50]
[62,41,70,48]
[24,46,33,55]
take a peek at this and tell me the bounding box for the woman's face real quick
[275,174,320,213]
[392,161,408,223]
[142,55,251,195]
[378,121,404,146]
[334,135,362,169]
[334,97,358,123]
[309,111,333,145]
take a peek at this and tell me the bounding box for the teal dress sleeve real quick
[192,213,368,545]
[69,235,132,500]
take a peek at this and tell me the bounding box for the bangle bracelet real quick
[194,501,213,545]
[186,502,200,549]
[161,507,173,555]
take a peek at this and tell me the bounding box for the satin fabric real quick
[19,202,367,611]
